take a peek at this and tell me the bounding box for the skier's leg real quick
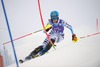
[19,38,55,63]
[45,39,55,51]
[25,45,43,60]
[50,34,64,43]
[39,39,55,55]
[39,34,64,55]
[30,46,43,55]
[38,34,63,55]
[25,38,55,60]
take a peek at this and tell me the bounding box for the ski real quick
[19,54,41,63]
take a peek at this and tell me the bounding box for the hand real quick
[72,34,78,42]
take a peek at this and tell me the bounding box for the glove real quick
[72,34,78,42]
[44,24,52,32]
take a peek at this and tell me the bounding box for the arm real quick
[63,20,78,42]
[63,20,74,34]
[43,20,52,33]
[45,23,52,32]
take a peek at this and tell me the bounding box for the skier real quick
[19,11,78,63]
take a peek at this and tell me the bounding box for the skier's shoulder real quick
[58,19,66,26]
[59,19,65,23]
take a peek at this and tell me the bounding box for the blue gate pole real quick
[1,0,19,67]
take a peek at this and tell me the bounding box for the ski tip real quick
[19,59,24,64]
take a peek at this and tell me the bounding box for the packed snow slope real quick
[7,32,100,67]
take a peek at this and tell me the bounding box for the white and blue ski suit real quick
[40,19,74,54]
[26,19,74,60]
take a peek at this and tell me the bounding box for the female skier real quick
[19,11,78,63]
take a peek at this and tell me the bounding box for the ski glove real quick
[72,34,78,42]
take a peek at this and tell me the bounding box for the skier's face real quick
[53,19,58,23]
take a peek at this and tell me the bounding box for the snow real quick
[7,32,100,67]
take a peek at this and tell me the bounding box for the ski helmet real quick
[50,11,59,20]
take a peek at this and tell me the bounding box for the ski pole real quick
[32,29,43,34]
[79,32,100,39]
[3,24,52,45]
[32,24,52,34]
[3,29,43,45]
[72,32,100,43]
